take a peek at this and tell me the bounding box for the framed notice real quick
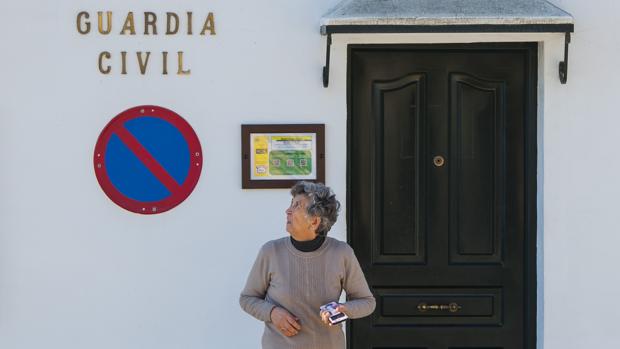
[241,124,325,189]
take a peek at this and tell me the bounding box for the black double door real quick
[348,44,537,349]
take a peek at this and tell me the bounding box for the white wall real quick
[0,1,343,348]
[540,1,620,348]
[1,0,619,348]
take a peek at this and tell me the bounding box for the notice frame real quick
[241,124,325,189]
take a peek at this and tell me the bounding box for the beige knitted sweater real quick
[239,237,376,349]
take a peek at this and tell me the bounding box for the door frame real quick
[345,42,538,349]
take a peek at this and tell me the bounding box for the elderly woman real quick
[239,181,375,348]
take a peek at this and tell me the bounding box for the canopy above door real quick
[319,0,574,86]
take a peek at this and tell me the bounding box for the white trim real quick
[537,40,546,349]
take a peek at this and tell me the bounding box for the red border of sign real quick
[94,105,202,214]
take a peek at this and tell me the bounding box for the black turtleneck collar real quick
[290,235,325,252]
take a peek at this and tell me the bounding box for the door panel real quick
[348,45,537,349]
[372,73,426,265]
[449,73,507,264]
[375,287,503,326]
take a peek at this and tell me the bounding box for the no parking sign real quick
[94,105,202,214]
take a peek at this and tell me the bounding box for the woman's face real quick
[285,194,314,238]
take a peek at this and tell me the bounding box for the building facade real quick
[0,0,617,348]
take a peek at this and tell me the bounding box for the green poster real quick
[269,150,312,175]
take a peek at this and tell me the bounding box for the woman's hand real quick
[320,303,348,326]
[270,307,301,337]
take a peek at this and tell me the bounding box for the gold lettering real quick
[98,51,111,74]
[144,12,157,35]
[137,52,151,75]
[77,11,90,34]
[166,12,179,35]
[177,51,190,75]
[200,12,216,35]
[162,51,168,75]
[187,12,193,35]
[97,11,112,35]
[121,51,127,75]
[120,12,136,35]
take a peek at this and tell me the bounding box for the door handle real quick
[433,155,445,167]
[417,302,462,313]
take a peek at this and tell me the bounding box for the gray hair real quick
[290,181,341,236]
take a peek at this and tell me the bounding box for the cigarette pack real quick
[320,301,348,325]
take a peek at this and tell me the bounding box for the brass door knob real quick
[433,156,445,167]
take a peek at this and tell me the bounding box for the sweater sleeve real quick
[239,243,276,322]
[342,245,376,319]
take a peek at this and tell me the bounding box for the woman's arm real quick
[239,244,276,322]
[341,245,376,319]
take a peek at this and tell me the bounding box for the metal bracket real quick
[322,33,332,88]
[559,32,571,84]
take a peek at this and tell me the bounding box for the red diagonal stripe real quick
[113,126,182,194]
